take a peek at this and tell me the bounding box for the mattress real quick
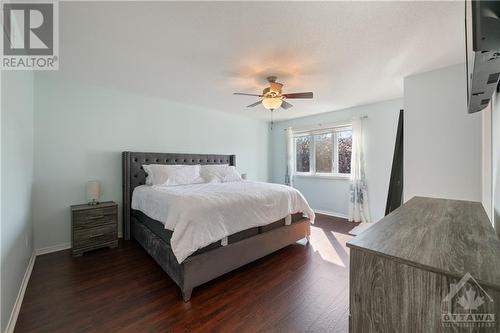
[133,210,305,257]
[131,181,314,262]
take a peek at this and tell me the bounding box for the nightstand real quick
[71,201,118,257]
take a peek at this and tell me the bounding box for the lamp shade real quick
[262,97,283,110]
[86,180,101,204]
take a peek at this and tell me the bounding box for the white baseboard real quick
[35,242,71,256]
[313,209,348,220]
[5,252,36,333]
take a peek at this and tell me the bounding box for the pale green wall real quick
[492,90,500,238]
[404,64,482,202]
[1,71,34,332]
[33,76,270,250]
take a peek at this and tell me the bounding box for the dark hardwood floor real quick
[15,214,358,333]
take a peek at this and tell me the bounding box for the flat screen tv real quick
[466,1,500,113]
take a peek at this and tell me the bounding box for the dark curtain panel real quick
[385,109,404,215]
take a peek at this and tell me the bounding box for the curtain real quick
[285,127,294,186]
[348,118,371,223]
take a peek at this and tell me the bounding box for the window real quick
[337,129,352,174]
[295,135,311,172]
[293,126,352,177]
[315,133,333,173]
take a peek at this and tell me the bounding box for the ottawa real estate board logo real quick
[442,272,495,329]
[1,1,59,70]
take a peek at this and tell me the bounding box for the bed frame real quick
[122,151,311,301]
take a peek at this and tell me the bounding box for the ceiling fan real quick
[233,76,313,111]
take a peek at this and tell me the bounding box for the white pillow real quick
[143,164,204,186]
[199,164,228,183]
[200,165,242,183]
[223,166,243,182]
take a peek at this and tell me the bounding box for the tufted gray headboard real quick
[122,152,236,240]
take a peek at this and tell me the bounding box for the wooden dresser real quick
[71,201,118,257]
[347,197,500,333]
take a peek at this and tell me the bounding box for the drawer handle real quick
[89,233,105,238]
[87,215,105,220]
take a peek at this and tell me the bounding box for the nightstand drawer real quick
[74,224,117,248]
[73,207,117,228]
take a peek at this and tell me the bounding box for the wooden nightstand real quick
[71,201,118,257]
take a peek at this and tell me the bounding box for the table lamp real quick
[86,180,101,205]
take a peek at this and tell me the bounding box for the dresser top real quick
[347,196,500,290]
[71,201,117,211]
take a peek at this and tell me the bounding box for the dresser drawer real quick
[73,206,117,229]
[73,224,117,248]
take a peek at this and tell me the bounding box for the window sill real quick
[293,173,351,180]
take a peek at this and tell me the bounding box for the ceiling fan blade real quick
[281,100,293,110]
[282,92,313,99]
[234,92,263,97]
[246,100,262,108]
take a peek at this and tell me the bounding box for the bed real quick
[122,152,312,301]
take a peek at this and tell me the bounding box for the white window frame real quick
[293,125,352,179]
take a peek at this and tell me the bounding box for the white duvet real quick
[131,181,315,263]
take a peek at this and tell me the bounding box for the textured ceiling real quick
[42,1,465,120]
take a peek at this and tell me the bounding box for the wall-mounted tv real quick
[466,1,500,113]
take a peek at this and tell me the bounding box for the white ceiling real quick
[43,1,465,120]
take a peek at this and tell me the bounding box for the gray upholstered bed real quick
[122,151,311,301]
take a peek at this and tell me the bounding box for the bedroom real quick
[1,1,499,332]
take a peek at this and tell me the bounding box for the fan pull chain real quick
[270,109,274,130]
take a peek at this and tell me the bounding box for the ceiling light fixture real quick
[233,76,313,112]
[262,97,283,110]
[233,76,314,130]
